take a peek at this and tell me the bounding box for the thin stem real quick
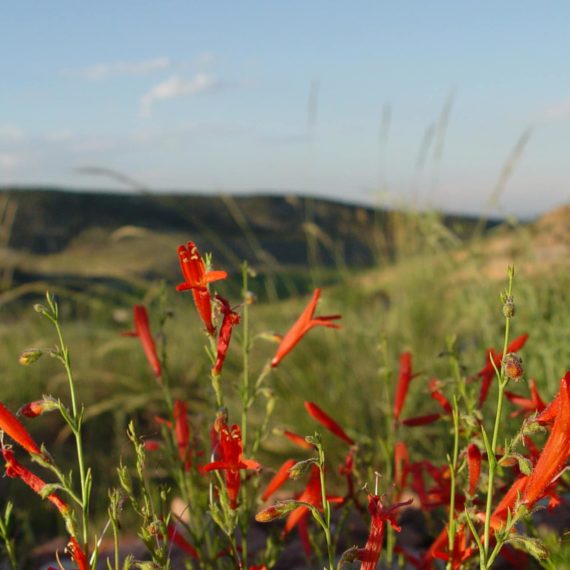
[53,319,90,552]
[317,444,335,570]
[482,268,514,566]
[446,396,460,570]
[0,514,18,570]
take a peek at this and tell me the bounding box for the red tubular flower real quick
[534,371,570,424]
[167,523,200,560]
[477,333,529,407]
[2,447,70,516]
[505,378,546,418]
[0,402,41,455]
[284,465,344,533]
[122,305,161,378]
[402,413,441,427]
[271,288,341,368]
[17,398,58,419]
[523,374,570,508]
[393,352,418,421]
[467,443,482,496]
[262,459,296,501]
[356,494,412,570]
[423,524,475,570]
[488,475,529,530]
[304,401,354,445]
[173,400,191,470]
[212,295,240,375]
[67,536,88,570]
[202,423,260,509]
[429,379,452,414]
[283,429,314,450]
[394,441,410,498]
[176,241,228,335]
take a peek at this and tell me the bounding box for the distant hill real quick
[0,187,494,300]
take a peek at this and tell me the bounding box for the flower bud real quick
[502,295,516,318]
[288,458,318,480]
[503,353,524,381]
[255,501,298,522]
[18,398,58,418]
[18,348,43,366]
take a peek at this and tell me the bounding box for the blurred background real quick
[0,3,569,566]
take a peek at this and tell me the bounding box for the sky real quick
[1,2,569,218]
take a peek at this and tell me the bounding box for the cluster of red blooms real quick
[0,403,88,569]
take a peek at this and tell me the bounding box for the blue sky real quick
[1,2,569,217]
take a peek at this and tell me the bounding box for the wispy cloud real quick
[139,74,223,117]
[74,57,171,81]
[0,153,22,169]
[537,96,570,122]
[0,125,24,143]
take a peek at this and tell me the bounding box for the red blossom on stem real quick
[271,288,341,368]
[283,429,314,450]
[429,378,452,414]
[262,458,296,501]
[122,305,161,378]
[67,536,88,570]
[534,371,570,424]
[173,400,191,470]
[284,465,344,533]
[504,378,546,418]
[423,525,475,570]
[394,441,410,500]
[304,401,354,445]
[176,241,228,335]
[402,413,442,427]
[466,443,482,496]
[212,295,240,375]
[202,423,260,509]
[477,333,529,407]
[523,373,570,507]
[0,402,41,455]
[167,523,200,560]
[17,398,58,419]
[356,494,412,570]
[393,352,419,421]
[2,446,70,517]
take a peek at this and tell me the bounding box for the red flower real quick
[356,494,412,570]
[534,371,570,424]
[173,400,191,470]
[67,536,88,570]
[262,458,296,501]
[477,333,529,407]
[504,378,546,418]
[18,398,58,419]
[271,288,341,367]
[393,353,419,421]
[466,443,482,496]
[486,475,529,530]
[304,401,354,445]
[284,465,344,532]
[429,379,452,414]
[122,305,161,378]
[212,295,240,375]
[0,402,41,455]
[402,413,442,427]
[2,447,70,517]
[167,523,200,560]
[423,524,475,570]
[283,429,314,450]
[523,373,570,508]
[394,441,410,498]
[202,423,260,509]
[176,241,228,335]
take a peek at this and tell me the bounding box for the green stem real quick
[53,319,90,552]
[317,445,334,570]
[482,268,514,567]
[446,397,460,570]
[0,514,18,570]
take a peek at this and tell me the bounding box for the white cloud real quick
[538,97,570,122]
[192,51,218,68]
[76,57,171,81]
[0,153,22,169]
[0,125,24,143]
[139,74,222,117]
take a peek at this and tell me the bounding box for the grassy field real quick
[0,201,569,567]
